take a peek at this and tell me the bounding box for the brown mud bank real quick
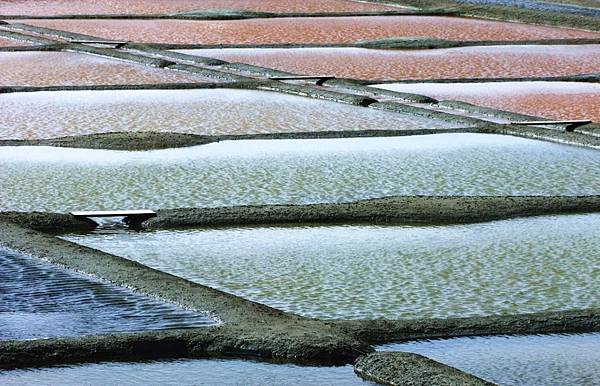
[142,196,600,229]
[355,352,493,385]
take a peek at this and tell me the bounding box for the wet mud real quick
[141,196,600,229]
[354,352,493,385]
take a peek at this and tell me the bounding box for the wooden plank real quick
[269,75,335,86]
[510,120,591,125]
[71,210,156,217]
[70,40,128,48]
[510,119,592,132]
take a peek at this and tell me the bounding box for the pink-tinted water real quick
[0,0,401,15]
[0,89,462,140]
[0,52,207,86]
[374,82,600,122]
[0,35,32,46]
[180,46,600,80]
[20,17,600,45]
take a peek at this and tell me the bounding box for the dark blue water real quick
[0,359,373,386]
[0,248,216,340]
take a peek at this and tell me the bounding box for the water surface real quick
[180,45,600,81]
[378,333,600,386]
[2,134,600,212]
[64,214,600,319]
[372,81,600,122]
[20,17,599,45]
[0,248,215,340]
[0,359,371,386]
[0,0,399,15]
[0,52,206,87]
[0,89,458,140]
[0,36,33,47]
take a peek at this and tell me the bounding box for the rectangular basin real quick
[372,81,600,122]
[64,213,600,319]
[0,0,401,15]
[19,17,600,45]
[0,248,215,340]
[0,359,371,385]
[0,36,33,47]
[0,89,460,140]
[378,332,600,386]
[0,51,206,86]
[3,134,600,212]
[179,45,600,81]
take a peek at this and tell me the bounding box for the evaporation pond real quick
[2,134,600,212]
[20,17,599,45]
[0,36,33,47]
[372,81,600,122]
[0,89,459,140]
[64,213,600,319]
[0,359,372,386]
[378,333,600,386]
[180,45,600,81]
[0,0,400,15]
[0,51,206,87]
[0,248,214,340]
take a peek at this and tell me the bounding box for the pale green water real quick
[378,333,600,386]
[2,134,600,212]
[0,359,371,386]
[64,214,600,319]
[0,248,215,340]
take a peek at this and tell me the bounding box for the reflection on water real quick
[373,81,600,122]
[0,359,371,386]
[179,45,600,81]
[2,134,600,212]
[0,89,458,140]
[20,17,600,45]
[378,333,600,386]
[64,214,600,319]
[0,52,206,87]
[0,248,215,340]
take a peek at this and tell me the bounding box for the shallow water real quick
[180,45,600,81]
[0,52,206,86]
[0,359,371,386]
[373,81,600,122]
[2,134,600,212]
[378,333,600,386]
[0,89,459,140]
[0,36,33,47]
[454,0,600,18]
[0,249,215,340]
[64,213,600,319]
[0,0,400,15]
[20,17,600,45]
